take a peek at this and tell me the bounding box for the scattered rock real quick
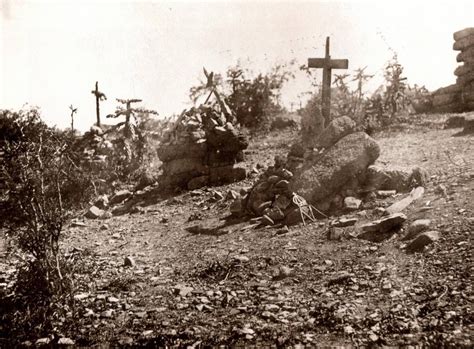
[376,190,397,198]
[101,309,114,318]
[384,187,425,215]
[94,194,109,209]
[344,325,355,334]
[226,190,240,200]
[276,225,290,235]
[344,196,362,211]
[35,338,51,346]
[435,184,448,196]
[109,189,133,205]
[313,115,356,149]
[232,255,250,263]
[358,213,407,242]
[326,227,344,241]
[332,217,358,227]
[57,338,75,345]
[70,220,87,227]
[85,205,104,219]
[74,293,89,301]
[174,284,194,297]
[124,256,136,267]
[229,199,245,217]
[261,214,275,226]
[361,213,407,233]
[404,219,431,240]
[406,231,440,253]
[107,296,120,303]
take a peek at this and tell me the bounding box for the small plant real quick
[383,54,409,122]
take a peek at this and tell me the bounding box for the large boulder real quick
[157,141,207,162]
[312,116,356,149]
[290,132,380,204]
[462,115,474,133]
[161,158,209,177]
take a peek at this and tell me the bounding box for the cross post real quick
[308,37,349,127]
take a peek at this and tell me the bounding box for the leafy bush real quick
[189,62,295,130]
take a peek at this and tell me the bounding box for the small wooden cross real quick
[308,37,348,126]
[91,81,107,126]
[69,104,78,133]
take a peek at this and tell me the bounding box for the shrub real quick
[0,108,93,338]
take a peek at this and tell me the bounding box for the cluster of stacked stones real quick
[230,113,427,225]
[157,101,248,190]
[432,27,474,113]
[230,160,315,226]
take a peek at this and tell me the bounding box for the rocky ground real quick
[0,113,473,347]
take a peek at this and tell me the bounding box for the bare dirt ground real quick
[1,113,473,347]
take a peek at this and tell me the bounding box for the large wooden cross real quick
[308,37,349,126]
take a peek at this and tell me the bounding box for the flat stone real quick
[361,213,407,233]
[332,217,358,227]
[384,187,425,215]
[174,284,194,297]
[406,231,440,253]
[110,189,133,205]
[358,213,407,242]
[233,255,250,263]
[85,205,104,219]
[376,190,397,198]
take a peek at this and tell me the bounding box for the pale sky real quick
[1,0,473,131]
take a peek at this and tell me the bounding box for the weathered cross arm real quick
[308,58,348,70]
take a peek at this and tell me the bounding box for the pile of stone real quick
[230,114,428,225]
[157,101,248,190]
[229,163,319,226]
[432,27,474,113]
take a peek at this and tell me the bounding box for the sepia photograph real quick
[0,0,472,347]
